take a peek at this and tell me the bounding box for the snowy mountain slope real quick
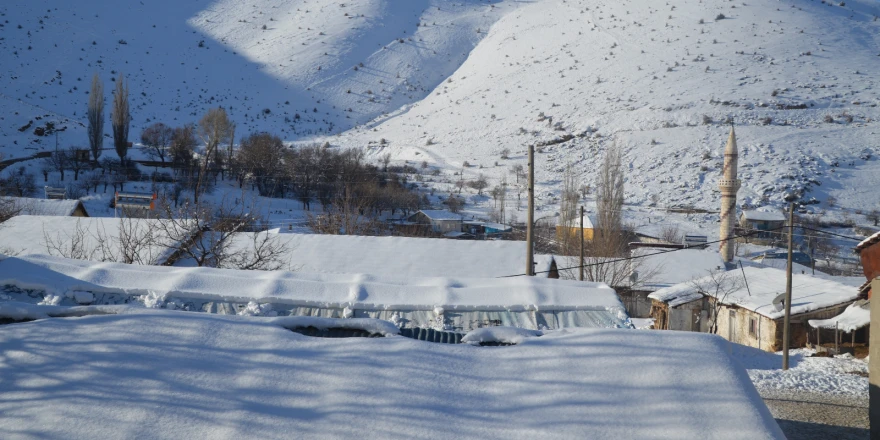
[0,0,514,157]
[2,0,879,229]
[329,0,880,216]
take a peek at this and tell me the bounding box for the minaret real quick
[718,126,741,263]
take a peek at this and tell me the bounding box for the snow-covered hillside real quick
[2,0,879,226]
[331,0,880,215]
[0,0,511,153]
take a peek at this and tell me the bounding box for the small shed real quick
[648,267,862,352]
[808,299,870,356]
[407,210,463,235]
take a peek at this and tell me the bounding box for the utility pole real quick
[782,202,794,370]
[525,145,535,276]
[579,205,585,281]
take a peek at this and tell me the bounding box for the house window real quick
[748,317,758,337]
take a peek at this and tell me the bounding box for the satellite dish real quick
[772,293,785,312]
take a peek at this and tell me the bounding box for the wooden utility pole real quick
[525,145,535,276]
[782,202,794,370]
[579,205,585,281]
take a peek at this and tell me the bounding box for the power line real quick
[797,226,865,243]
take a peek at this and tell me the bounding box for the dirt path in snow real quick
[760,389,867,440]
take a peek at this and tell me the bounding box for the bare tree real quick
[445,194,463,213]
[307,186,383,236]
[0,166,37,197]
[195,108,234,203]
[154,198,272,268]
[557,163,580,256]
[0,196,24,223]
[43,220,91,260]
[595,144,624,239]
[140,122,173,164]
[867,209,880,227]
[225,231,292,271]
[468,174,489,196]
[237,132,287,196]
[67,147,89,181]
[689,269,743,334]
[511,164,525,183]
[88,73,104,163]
[111,72,131,160]
[559,144,642,287]
[43,150,69,181]
[659,224,682,243]
[170,124,197,167]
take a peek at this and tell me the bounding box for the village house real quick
[617,247,725,318]
[0,196,89,218]
[406,209,464,235]
[738,208,786,243]
[648,266,862,351]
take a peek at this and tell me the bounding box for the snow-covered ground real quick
[732,344,868,397]
[0,309,784,439]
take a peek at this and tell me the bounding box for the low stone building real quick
[648,266,862,351]
[406,210,464,235]
[738,208,786,243]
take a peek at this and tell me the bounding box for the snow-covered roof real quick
[414,209,464,221]
[0,254,621,313]
[808,299,870,332]
[633,247,726,290]
[482,222,512,232]
[558,214,594,229]
[0,309,783,439]
[738,257,866,287]
[0,215,194,265]
[649,267,861,319]
[218,232,557,278]
[856,230,880,253]
[741,209,786,222]
[1,197,85,217]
